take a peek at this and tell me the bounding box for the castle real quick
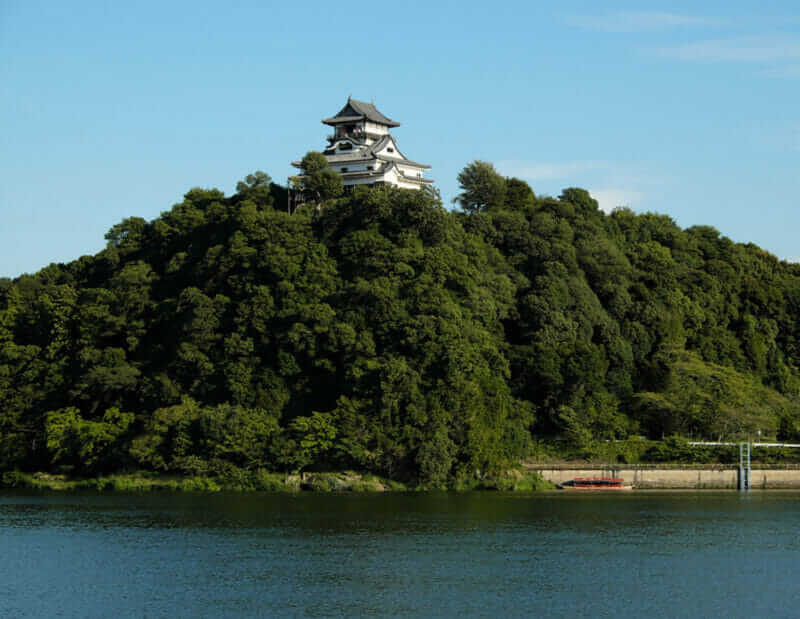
[294,97,433,190]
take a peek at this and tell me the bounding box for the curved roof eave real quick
[375,154,431,169]
[322,97,401,127]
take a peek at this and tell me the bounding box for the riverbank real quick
[9,464,800,492]
[0,471,395,493]
[525,463,800,489]
[0,469,554,493]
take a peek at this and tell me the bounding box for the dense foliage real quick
[2,162,800,483]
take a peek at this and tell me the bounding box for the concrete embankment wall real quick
[524,464,800,489]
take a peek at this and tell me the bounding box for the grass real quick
[1,471,224,492]
[0,470,407,493]
[0,469,556,493]
[448,469,556,492]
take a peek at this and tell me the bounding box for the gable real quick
[335,102,361,119]
[373,136,403,160]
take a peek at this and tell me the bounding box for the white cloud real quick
[496,160,606,181]
[655,36,800,62]
[566,11,723,33]
[588,188,643,214]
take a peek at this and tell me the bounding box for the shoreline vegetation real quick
[6,433,800,493]
[14,434,800,492]
[3,437,800,493]
[0,469,554,493]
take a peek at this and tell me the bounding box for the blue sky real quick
[2,1,799,276]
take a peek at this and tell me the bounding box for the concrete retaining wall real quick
[525,464,800,489]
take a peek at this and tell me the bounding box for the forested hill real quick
[2,162,800,484]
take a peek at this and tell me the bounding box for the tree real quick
[559,187,599,213]
[5,158,800,483]
[105,217,149,255]
[236,171,271,194]
[46,406,134,474]
[505,177,536,211]
[235,171,274,209]
[454,160,507,214]
[287,412,337,475]
[416,427,456,486]
[291,151,344,204]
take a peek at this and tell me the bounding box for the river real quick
[1,490,799,617]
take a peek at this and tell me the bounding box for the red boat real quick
[560,476,633,490]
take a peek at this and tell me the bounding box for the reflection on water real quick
[1,491,799,618]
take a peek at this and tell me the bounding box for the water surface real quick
[2,491,798,617]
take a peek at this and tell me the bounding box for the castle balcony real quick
[327,129,367,142]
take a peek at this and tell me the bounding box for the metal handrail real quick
[689,442,800,448]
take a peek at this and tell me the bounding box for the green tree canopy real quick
[291,151,344,204]
[2,160,800,483]
[454,160,507,214]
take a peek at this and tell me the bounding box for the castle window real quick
[387,147,394,153]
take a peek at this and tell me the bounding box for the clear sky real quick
[2,1,799,277]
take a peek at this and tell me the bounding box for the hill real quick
[2,163,799,484]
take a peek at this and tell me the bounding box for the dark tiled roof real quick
[376,155,431,169]
[367,134,392,154]
[338,163,434,185]
[322,97,401,127]
[324,136,368,154]
[379,160,434,183]
[324,115,363,124]
[367,135,431,168]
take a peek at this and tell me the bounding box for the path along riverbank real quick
[524,463,800,489]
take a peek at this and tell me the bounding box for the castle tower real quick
[294,97,433,190]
